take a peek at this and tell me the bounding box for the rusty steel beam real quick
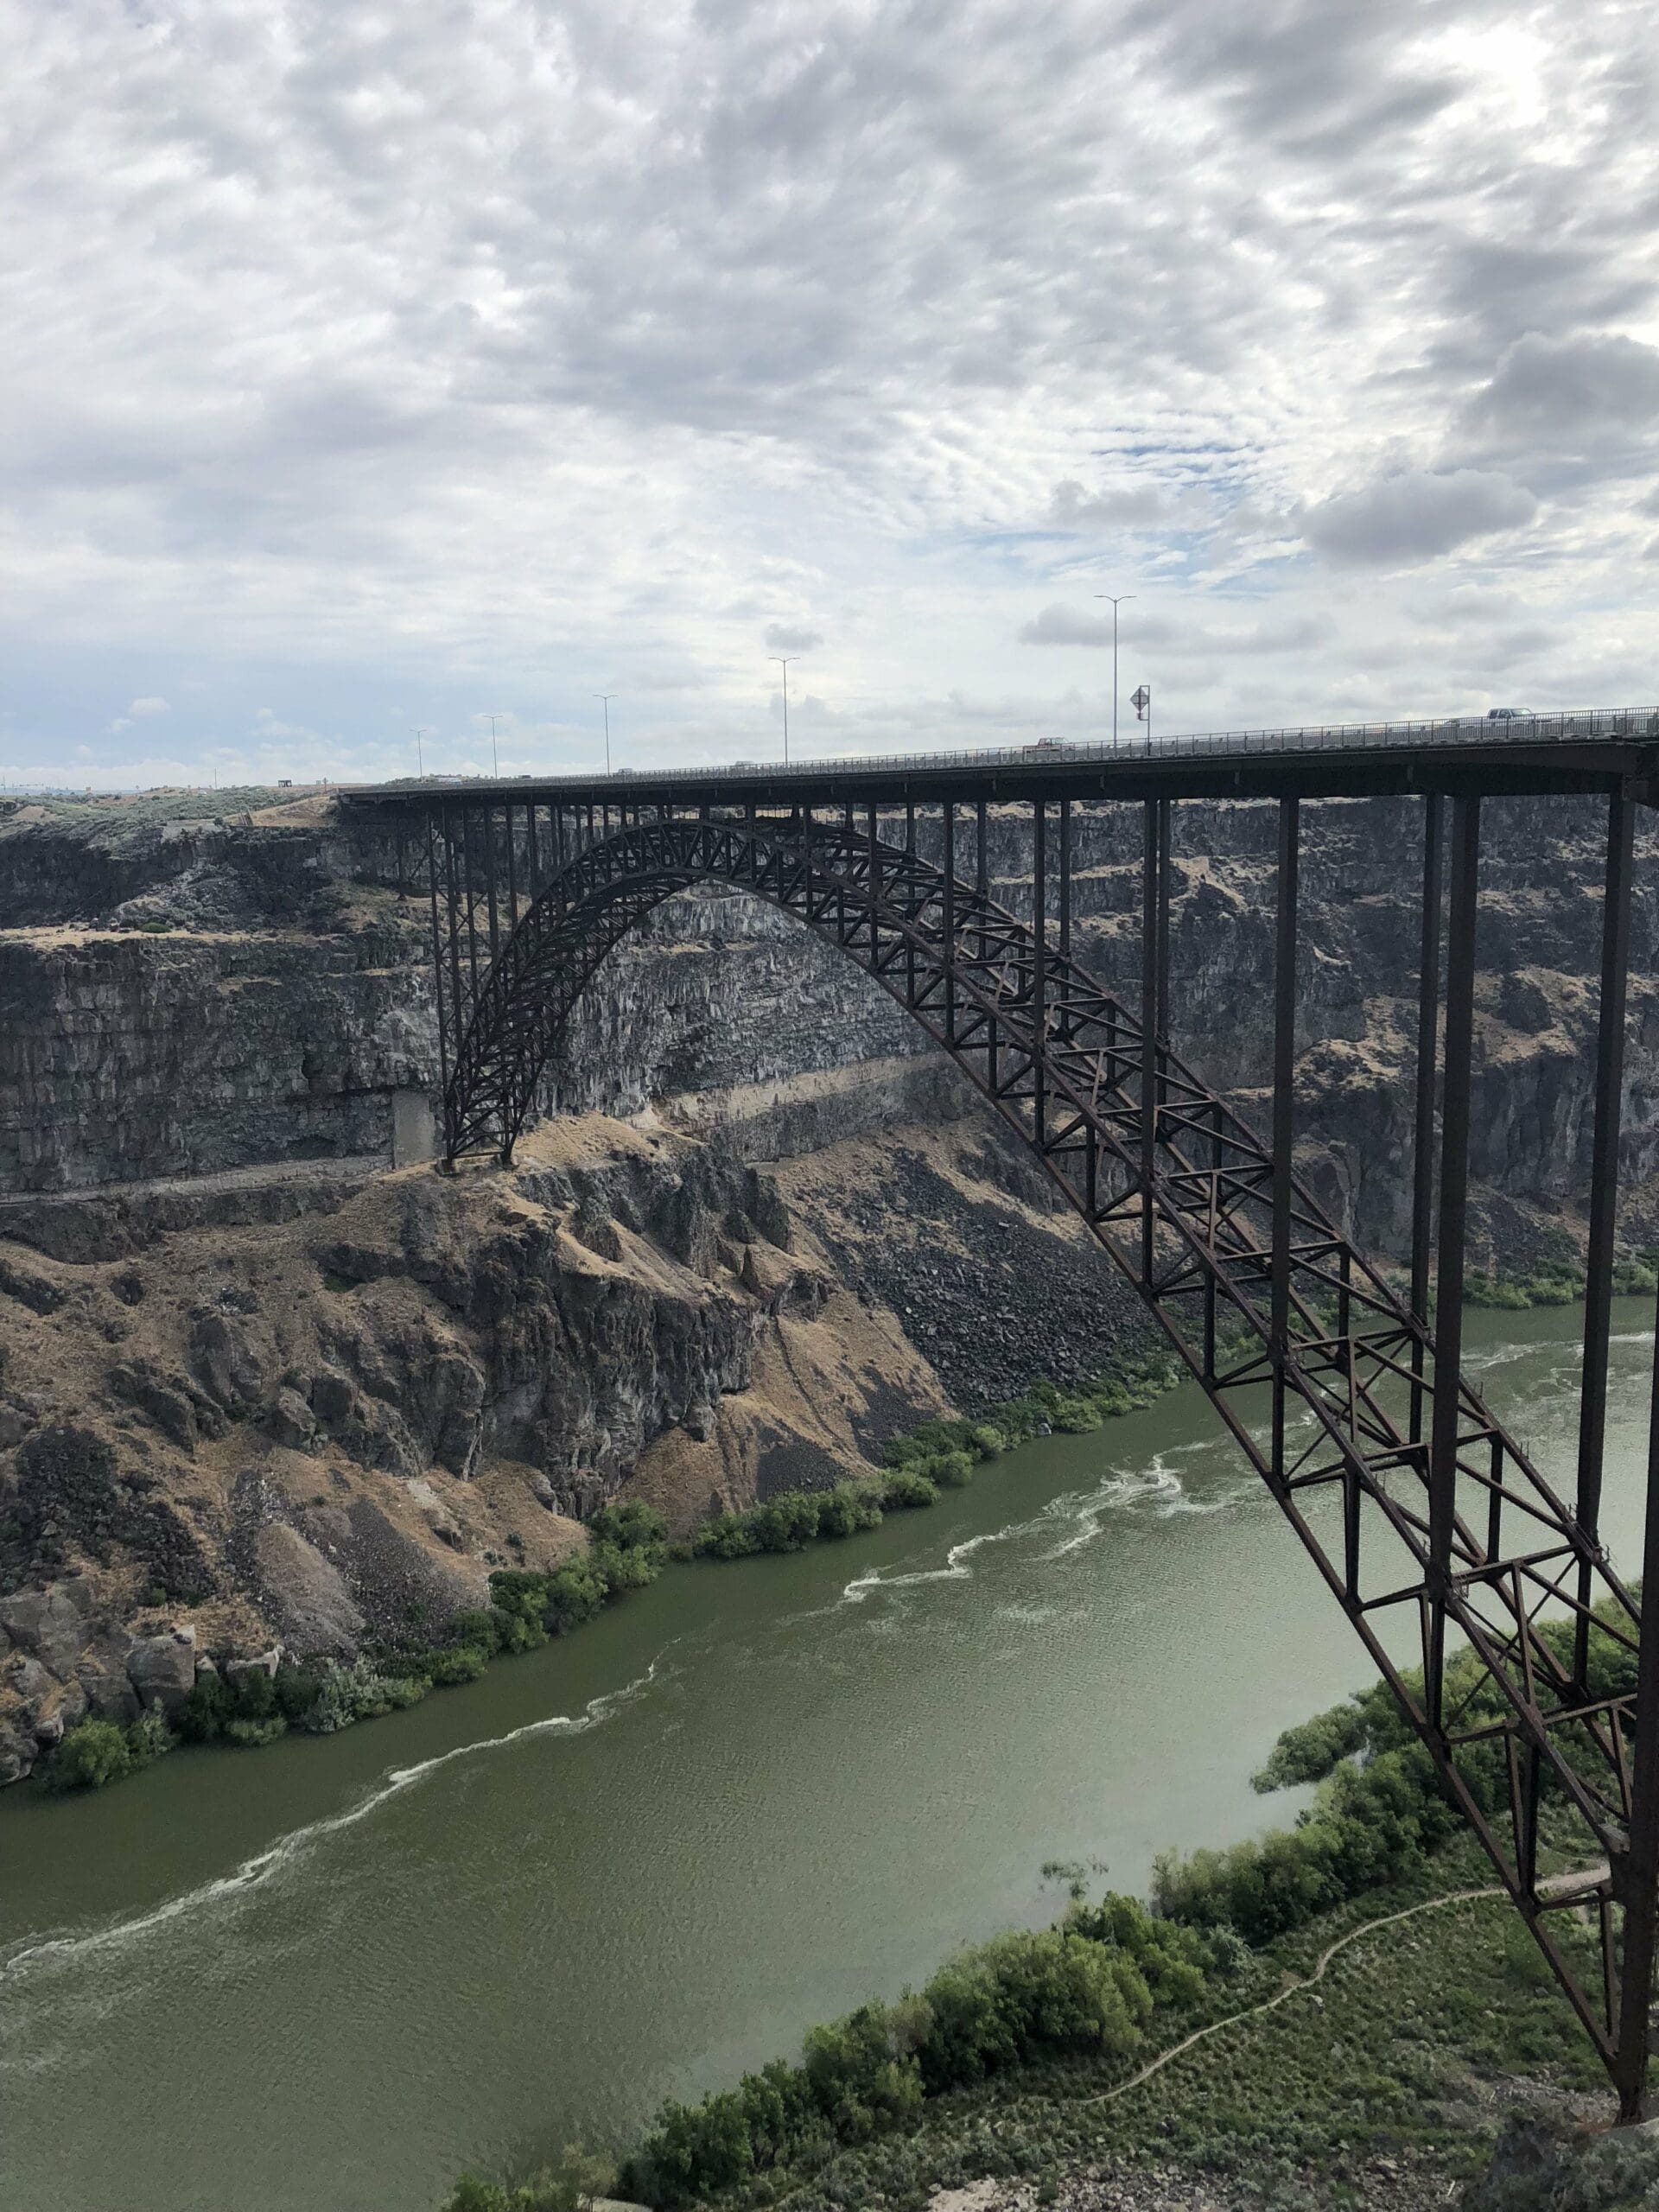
[1578,791,1637,1677]
[1427,795,1480,1729]
[1410,796,1444,1445]
[1271,798,1299,1475]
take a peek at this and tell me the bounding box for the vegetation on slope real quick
[439,1608,1638,2212]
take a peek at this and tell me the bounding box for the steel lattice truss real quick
[437,808,1650,2100]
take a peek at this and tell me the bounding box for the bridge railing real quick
[357,706,1659,799]
[639,705,1659,782]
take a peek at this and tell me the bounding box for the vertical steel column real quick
[1156,801,1171,1040]
[1410,796,1445,1446]
[904,798,917,1001]
[1058,798,1072,962]
[1271,799,1300,1478]
[867,801,879,926]
[1613,1307,1659,2120]
[555,805,566,874]
[1032,799,1046,1147]
[424,809,451,1119]
[1577,791,1636,1672]
[443,809,469,1073]
[1427,796,1481,1728]
[527,803,541,900]
[943,802,956,1041]
[461,807,481,1003]
[1141,801,1158,1283]
[483,804,500,957]
[976,798,988,899]
[505,801,519,931]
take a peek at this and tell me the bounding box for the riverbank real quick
[444,1618,1634,2212]
[445,1862,1611,2212]
[27,1351,1185,1799]
[445,1608,1628,2212]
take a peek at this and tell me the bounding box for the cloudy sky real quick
[3,0,1656,787]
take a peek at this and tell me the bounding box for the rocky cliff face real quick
[5,786,1650,1260]
[0,1104,1152,1784]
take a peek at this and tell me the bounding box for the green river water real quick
[2,1300,1653,2212]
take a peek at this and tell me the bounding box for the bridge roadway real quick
[339,703,1659,815]
[340,702,1659,2117]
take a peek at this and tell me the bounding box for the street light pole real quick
[483,714,505,779]
[412,727,430,779]
[1096,594,1135,748]
[770,657,793,765]
[594,695,613,775]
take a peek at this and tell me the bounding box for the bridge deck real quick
[340,706,1659,811]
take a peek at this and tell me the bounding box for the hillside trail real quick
[1077,1862,1605,2112]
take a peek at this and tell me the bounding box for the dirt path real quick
[1078,1884,1514,2111]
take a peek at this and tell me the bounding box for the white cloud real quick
[1300,470,1538,567]
[129,696,168,716]
[764,624,823,653]
[1020,604,1118,647]
[0,0,1656,782]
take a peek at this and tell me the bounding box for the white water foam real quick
[843,1432,1266,1603]
[0,1656,667,1986]
[841,1512,1046,1604]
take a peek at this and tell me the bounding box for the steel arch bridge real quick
[342,718,1659,2118]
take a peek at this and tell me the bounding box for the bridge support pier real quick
[1615,1312,1659,2121]
[1270,798,1299,1479]
[1578,791,1636,1682]
[1409,796,1444,1445]
[1426,795,1480,1731]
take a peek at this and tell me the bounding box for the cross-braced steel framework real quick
[382,767,1659,2116]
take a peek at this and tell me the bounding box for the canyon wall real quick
[3,787,1655,1262]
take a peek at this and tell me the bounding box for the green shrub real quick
[752,1492,823,1551]
[48,1719,133,1791]
[1051,1397,1104,1433]
[177,1670,232,1743]
[587,1500,669,1562]
[306,1656,426,1734]
[1250,1699,1368,1789]
[625,1877,1216,2205]
[428,1643,490,1687]
[128,1700,177,1767]
[224,1714,288,1748]
[879,1467,939,1510]
[439,2147,614,2212]
[274,1663,321,1721]
[693,1511,760,1560]
[929,1450,975,1489]
[816,1485,884,1539]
